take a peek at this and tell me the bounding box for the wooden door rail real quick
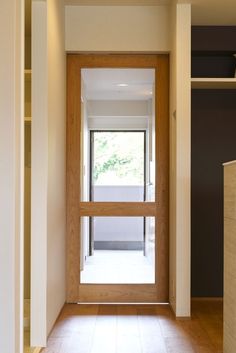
[79,202,156,217]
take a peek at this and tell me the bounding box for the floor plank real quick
[40,300,223,353]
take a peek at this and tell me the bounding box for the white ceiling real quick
[82,69,155,100]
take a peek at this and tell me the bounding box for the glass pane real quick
[80,68,156,202]
[92,131,144,202]
[80,217,155,284]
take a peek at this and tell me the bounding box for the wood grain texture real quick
[224,162,236,220]
[68,54,160,69]
[224,162,236,353]
[66,55,81,301]
[79,202,156,217]
[41,299,223,353]
[155,55,169,301]
[191,78,236,89]
[78,284,158,303]
[67,54,169,303]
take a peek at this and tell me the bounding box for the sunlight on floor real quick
[81,250,155,284]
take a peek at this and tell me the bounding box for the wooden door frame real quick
[66,54,169,303]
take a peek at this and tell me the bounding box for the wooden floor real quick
[42,299,223,353]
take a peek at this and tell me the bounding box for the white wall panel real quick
[65,6,170,52]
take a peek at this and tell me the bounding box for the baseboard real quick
[94,241,143,250]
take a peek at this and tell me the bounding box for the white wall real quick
[47,0,66,337]
[87,100,150,117]
[0,1,24,352]
[94,186,144,242]
[31,0,66,346]
[175,3,191,317]
[94,217,143,242]
[87,100,149,129]
[94,185,144,202]
[65,5,170,52]
[31,2,48,345]
[169,3,191,317]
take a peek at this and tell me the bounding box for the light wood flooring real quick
[41,299,223,353]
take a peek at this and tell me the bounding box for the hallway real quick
[81,250,155,284]
[42,300,223,353]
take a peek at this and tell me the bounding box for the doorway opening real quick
[81,130,155,284]
[80,68,156,285]
[90,130,146,257]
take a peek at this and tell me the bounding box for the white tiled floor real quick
[81,250,155,284]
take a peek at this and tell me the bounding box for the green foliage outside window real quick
[93,131,144,185]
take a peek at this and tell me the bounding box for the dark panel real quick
[191,90,236,297]
[192,26,236,52]
[192,55,235,78]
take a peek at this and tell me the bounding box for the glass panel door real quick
[66,54,169,303]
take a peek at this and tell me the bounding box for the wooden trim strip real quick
[67,55,82,300]
[68,53,159,69]
[154,55,169,300]
[79,202,156,217]
[78,284,158,303]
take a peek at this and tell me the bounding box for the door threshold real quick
[75,302,170,305]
